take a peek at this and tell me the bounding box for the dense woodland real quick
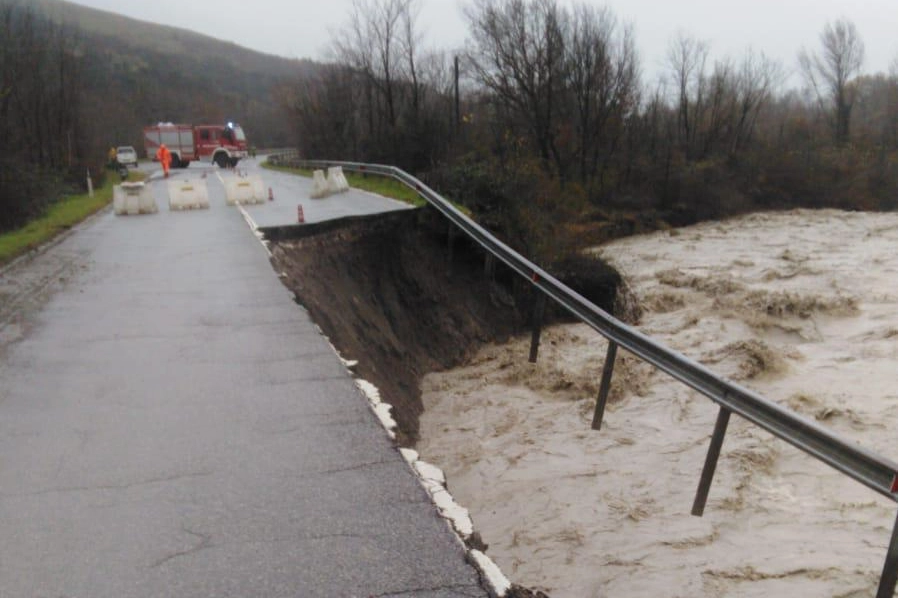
[4,0,898,266]
[0,0,311,232]
[0,3,80,229]
[282,0,898,261]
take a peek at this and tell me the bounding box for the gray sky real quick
[68,0,898,85]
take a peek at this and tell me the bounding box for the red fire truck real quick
[143,122,249,169]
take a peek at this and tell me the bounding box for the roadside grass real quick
[0,170,146,266]
[263,162,426,207]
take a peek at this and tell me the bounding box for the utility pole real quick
[454,55,460,133]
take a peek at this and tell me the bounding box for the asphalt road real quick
[0,160,487,597]
[238,161,412,228]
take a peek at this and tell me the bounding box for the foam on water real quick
[418,209,898,597]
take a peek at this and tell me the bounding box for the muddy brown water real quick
[270,208,898,597]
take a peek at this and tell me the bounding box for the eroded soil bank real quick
[269,208,625,597]
[267,208,622,445]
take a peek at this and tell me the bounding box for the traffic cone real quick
[297,204,305,223]
[268,187,274,201]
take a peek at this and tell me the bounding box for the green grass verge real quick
[262,162,426,207]
[0,170,146,267]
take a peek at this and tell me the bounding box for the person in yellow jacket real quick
[156,143,171,178]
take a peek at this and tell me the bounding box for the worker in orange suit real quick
[156,143,171,178]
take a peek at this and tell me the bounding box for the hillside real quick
[9,0,317,148]
[29,0,312,77]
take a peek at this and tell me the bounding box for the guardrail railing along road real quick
[266,152,898,597]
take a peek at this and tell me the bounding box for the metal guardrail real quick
[268,152,898,597]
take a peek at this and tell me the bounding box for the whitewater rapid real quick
[418,209,898,597]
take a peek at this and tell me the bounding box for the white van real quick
[116,146,138,168]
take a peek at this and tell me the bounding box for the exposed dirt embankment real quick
[267,209,622,445]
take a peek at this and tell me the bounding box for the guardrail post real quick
[876,511,898,598]
[591,341,619,430]
[528,294,547,363]
[484,254,496,281]
[692,406,731,516]
[447,225,455,273]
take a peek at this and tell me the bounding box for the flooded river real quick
[418,209,898,597]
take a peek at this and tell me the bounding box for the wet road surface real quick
[0,159,485,597]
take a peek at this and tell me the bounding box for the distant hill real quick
[9,0,319,149]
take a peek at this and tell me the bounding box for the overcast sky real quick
[68,0,898,85]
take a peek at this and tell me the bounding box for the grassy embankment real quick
[0,170,146,267]
[263,162,427,207]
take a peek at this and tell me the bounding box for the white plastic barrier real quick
[167,178,209,210]
[224,174,266,205]
[327,166,350,194]
[113,182,157,215]
[310,169,329,199]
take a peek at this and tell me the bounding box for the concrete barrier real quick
[310,169,329,199]
[224,174,266,205]
[168,178,209,210]
[327,166,350,194]
[113,182,157,215]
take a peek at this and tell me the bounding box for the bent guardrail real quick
[268,151,898,597]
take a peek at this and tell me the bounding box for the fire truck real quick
[143,122,249,168]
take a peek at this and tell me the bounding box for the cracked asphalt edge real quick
[238,197,513,598]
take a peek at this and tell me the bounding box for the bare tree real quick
[465,0,569,179]
[287,0,453,168]
[667,32,709,158]
[334,0,409,138]
[887,58,898,147]
[327,0,436,164]
[276,65,360,159]
[799,18,864,145]
[731,49,782,153]
[566,5,638,188]
[398,0,423,120]
[700,58,736,157]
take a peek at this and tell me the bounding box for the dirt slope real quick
[268,209,622,444]
[268,209,529,443]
